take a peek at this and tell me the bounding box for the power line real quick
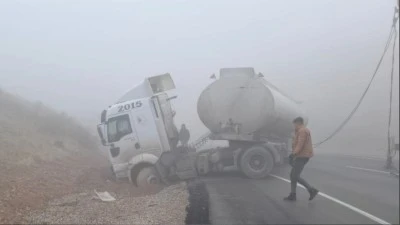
[314,10,399,148]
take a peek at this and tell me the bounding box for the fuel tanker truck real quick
[96,67,307,187]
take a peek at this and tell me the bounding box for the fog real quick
[0,0,398,157]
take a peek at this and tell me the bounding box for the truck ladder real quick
[190,132,212,150]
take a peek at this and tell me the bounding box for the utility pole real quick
[385,137,395,169]
[385,2,399,170]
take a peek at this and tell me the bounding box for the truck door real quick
[156,93,179,147]
[132,99,166,153]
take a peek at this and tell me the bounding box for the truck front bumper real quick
[112,163,130,179]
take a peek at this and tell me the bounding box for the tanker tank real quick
[197,67,307,142]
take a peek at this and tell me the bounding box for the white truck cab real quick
[97,73,178,186]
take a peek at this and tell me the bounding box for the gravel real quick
[25,182,188,224]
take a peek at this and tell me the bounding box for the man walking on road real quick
[284,117,319,201]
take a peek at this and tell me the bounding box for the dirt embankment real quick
[0,90,192,224]
[0,90,148,223]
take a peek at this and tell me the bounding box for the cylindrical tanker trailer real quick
[189,67,308,179]
[155,67,309,184]
[198,67,307,142]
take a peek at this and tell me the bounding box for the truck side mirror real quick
[100,110,107,123]
[97,124,107,146]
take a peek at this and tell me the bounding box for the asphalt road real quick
[201,154,399,224]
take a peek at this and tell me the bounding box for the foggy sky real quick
[0,0,399,156]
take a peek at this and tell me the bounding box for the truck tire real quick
[136,166,161,188]
[239,146,274,179]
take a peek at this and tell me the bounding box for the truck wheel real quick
[239,146,274,179]
[136,166,161,188]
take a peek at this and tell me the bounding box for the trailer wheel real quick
[136,166,161,189]
[239,146,274,179]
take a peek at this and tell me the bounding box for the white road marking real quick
[390,172,399,177]
[270,174,391,225]
[321,153,387,161]
[344,155,385,161]
[346,166,391,174]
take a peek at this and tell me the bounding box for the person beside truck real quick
[178,124,190,147]
[284,117,319,202]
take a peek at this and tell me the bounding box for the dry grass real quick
[0,90,104,223]
[0,90,98,167]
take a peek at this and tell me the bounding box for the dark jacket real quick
[179,128,190,144]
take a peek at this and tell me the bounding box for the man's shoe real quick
[309,188,319,201]
[284,193,296,201]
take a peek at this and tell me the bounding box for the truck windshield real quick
[107,114,132,143]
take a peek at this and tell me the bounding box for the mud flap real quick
[175,153,198,180]
[154,151,177,186]
[154,151,199,185]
